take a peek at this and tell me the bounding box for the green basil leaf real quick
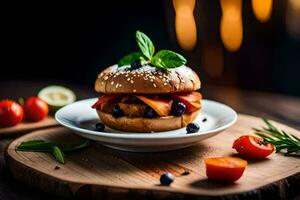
[52,146,65,164]
[152,50,186,69]
[136,30,155,59]
[118,52,144,67]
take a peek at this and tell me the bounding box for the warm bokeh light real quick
[252,0,273,23]
[173,0,197,51]
[220,0,243,52]
[286,0,300,39]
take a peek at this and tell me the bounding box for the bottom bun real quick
[97,110,200,133]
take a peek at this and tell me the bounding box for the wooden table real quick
[1,81,300,200]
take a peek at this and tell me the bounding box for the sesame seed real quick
[153,83,157,88]
[111,81,114,85]
[104,76,109,80]
[127,78,130,81]
[164,83,168,86]
[133,89,136,92]
[130,80,134,84]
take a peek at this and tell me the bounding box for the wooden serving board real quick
[0,116,58,137]
[5,114,300,199]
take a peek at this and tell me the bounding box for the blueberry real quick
[112,104,124,118]
[131,60,142,69]
[95,123,105,131]
[160,172,174,185]
[186,123,200,134]
[172,101,186,116]
[143,106,157,118]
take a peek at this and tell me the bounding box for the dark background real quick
[1,0,300,96]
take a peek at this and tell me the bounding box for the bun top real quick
[95,64,201,94]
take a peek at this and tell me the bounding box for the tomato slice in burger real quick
[173,92,202,113]
[92,95,117,109]
[205,157,247,182]
[233,135,275,159]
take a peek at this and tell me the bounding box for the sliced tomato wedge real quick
[173,92,202,113]
[135,95,172,117]
[233,135,275,159]
[92,95,117,109]
[205,157,247,182]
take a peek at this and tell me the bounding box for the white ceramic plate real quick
[55,98,237,152]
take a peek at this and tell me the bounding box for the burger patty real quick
[119,103,146,117]
[101,100,146,117]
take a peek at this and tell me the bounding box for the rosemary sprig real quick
[17,140,90,164]
[254,118,300,156]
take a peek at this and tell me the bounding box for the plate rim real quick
[55,98,237,140]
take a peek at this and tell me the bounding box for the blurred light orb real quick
[220,0,243,52]
[252,0,273,23]
[173,0,197,51]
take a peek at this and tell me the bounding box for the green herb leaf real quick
[16,140,90,164]
[52,146,65,164]
[18,140,45,146]
[118,52,144,67]
[18,97,24,106]
[136,30,155,60]
[17,141,54,152]
[151,50,187,69]
[254,119,300,156]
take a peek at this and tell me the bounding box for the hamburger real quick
[92,31,202,132]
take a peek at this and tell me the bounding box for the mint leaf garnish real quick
[118,52,144,67]
[136,30,155,60]
[152,50,186,69]
[118,30,187,69]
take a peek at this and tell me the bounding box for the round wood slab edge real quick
[5,114,300,199]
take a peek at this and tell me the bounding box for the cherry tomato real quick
[0,100,24,127]
[233,135,275,159]
[24,97,49,122]
[205,157,247,182]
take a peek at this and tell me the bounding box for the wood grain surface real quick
[0,116,58,137]
[5,114,300,199]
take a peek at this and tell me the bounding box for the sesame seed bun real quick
[97,109,200,132]
[95,64,201,94]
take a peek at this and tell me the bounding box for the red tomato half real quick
[24,97,49,122]
[0,100,24,127]
[205,157,247,182]
[233,135,275,159]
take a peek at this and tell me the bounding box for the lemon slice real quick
[38,85,76,111]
